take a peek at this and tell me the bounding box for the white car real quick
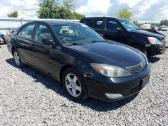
[158,26,168,31]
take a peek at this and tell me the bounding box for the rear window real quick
[18,24,35,39]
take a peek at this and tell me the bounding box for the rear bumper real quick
[86,65,151,102]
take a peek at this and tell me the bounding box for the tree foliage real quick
[160,19,168,26]
[117,7,133,20]
[63,0,74,10]
[8,11,18,18]
[38,0,85,20]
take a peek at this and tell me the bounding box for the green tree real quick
[117,7,133,20]
[38,0,85,20]
[160,19,168,26]
[63,0,74,10]
[8,11,18,18]
[71,12,85,20]
[38,0,57,19]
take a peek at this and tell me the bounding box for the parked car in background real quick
[0,32,6,44]
[6,21,151,102]
[140,26,165,36]
[140,23,152,30]
[158,26,168,31]
[80,17,166,57]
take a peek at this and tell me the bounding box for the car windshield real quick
[119,19,140,31]
[53,23,104,46]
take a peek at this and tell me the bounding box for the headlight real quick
[91,63,131,78]
[148,37,161,45]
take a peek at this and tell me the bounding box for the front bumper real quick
[147,41,166,56]
[86,65,151,102]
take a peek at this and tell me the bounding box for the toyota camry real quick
[6,21,151,102]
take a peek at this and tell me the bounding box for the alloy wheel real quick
[13,51,20,66]
[65,73,82,97]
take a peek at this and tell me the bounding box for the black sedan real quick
[6,21,151,102]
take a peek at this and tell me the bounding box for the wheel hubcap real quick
[14,52,20,66]
[65,73,81,97]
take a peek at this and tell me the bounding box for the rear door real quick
[82,18,106,36]
[29,23,54,73]
[15,23,36,64]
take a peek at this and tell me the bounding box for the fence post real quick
[21,18,23,26]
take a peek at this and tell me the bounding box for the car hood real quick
[70,42,145,68]
[130,30,165,40]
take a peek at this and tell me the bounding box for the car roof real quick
[81,17,127,21]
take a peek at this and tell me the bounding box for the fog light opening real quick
[105,93,123,99]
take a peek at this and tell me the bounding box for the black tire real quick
[62,67,88,101]
[13,49,24,68]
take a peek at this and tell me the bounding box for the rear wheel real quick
[13,50,24,67]
[62,68,88,101]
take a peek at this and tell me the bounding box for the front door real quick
[104,19,128,43]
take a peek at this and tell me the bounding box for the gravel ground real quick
[0,32,168,126]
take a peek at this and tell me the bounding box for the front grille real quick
[126,61,146,73]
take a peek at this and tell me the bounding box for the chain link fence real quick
[0,18,79,35]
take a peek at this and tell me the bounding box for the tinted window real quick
[18,24,35,39]
[107,20,121,32]
[84,18,105,31]
[53,23,104,46]
[35,24,54,43]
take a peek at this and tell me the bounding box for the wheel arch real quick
[59,64,76,83]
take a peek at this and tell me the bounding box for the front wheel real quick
[62,68,88,101]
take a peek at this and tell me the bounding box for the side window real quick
[107,20,122,32]
[18,24,35,39]
[35,24,54,43]
[84,19,95,28]
[85,19,105,31]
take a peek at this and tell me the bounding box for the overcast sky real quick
[0,0,168,21]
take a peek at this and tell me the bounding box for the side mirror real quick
[42,38,55,47]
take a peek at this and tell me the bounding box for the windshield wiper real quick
[67,42,84,46]
[89,40,104,43]
[66,40,104,46]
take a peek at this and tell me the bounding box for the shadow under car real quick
[6,58,138,112]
